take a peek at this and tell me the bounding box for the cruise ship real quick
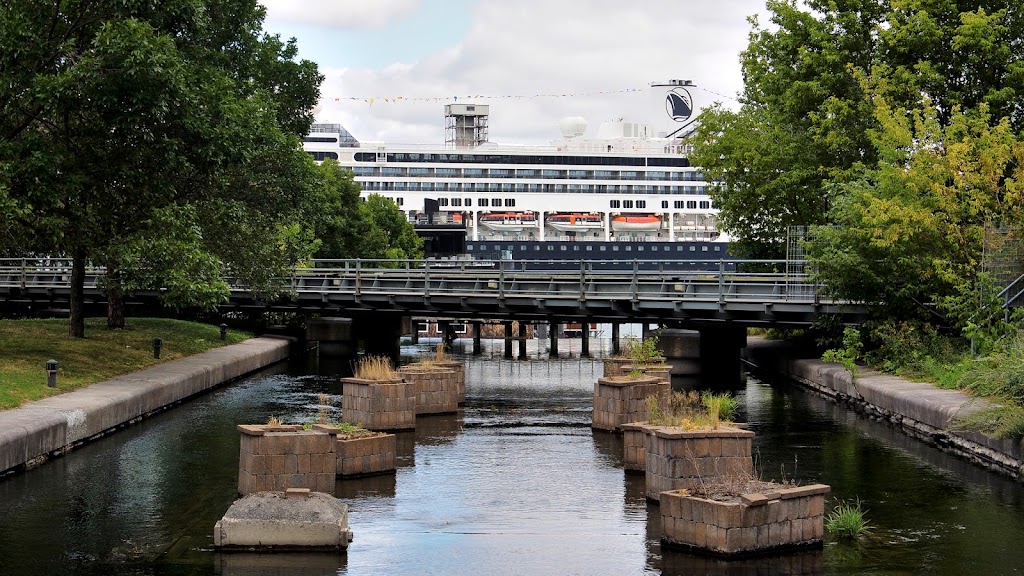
[303,80,731,267]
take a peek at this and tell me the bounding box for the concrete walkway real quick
[744,337,1024,481]
[0,336,292,476]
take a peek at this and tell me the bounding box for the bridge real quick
[0,258,864,327]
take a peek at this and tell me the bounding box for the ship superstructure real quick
[303,80,728,263]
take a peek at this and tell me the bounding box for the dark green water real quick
[1,345,1022,575]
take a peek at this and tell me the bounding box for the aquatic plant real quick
[825,499,872,540]
[623,336,662,364]
[645,390,739,430]
[334,421,379,439]
[266,415,282,426]
[354,355,398,380]
[316,392,331,425]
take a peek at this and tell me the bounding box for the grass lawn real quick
[0,317,251,410]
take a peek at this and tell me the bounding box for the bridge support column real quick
[580,323,591,358]
[549,321,559,359]
[438,320,452,351]
[410,319,419,344]
[355,316,403,367]
[611,323,620,355]
[697,326,746,385]
[307,317,356,360]
[472,321,482,356]
[659,329,702,376]
[517,321,528,359]
[503,321,513,359]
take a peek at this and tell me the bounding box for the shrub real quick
[825,500,871,540]
[645,390,738,430]
[952,406,1024,440]
[623,336,662,364]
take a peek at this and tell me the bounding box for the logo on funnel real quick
[665,87,693,122]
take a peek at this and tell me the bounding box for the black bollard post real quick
[153,337,162,359]
[220,323,228,341]
[46,359,58,388]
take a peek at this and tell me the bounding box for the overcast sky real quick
[259,0,769,145]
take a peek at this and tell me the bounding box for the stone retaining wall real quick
[0,337,292,476]
[660,484,829,556]
[237,425,335,495]
[342,377,416,430]
[744,338,1024,480]
[645,426,754,501]
[592,376,665,431]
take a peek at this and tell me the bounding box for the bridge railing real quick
[0,257,825,304]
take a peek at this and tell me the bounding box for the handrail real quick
[998,272,1024,309]
[0,257,833,305]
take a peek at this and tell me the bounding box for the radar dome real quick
[559,116,587,138]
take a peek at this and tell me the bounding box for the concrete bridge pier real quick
[698,326,746,385]
[611,323,621,355]
[306,317,356,360]
[518,321,528,359]
[355,316,403,367]
[580,324,591,358]
[472,321,482,356]
[549,321,559,358]
[503,321,514,359]
[659,329,702,376]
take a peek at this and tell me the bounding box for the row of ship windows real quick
[352,166,709,181]
[360,182,708,194]
[468,244,723,253]
[378,197,712,210]
[352,152,692,168]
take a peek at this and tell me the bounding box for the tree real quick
[358,194,424,261]
[808,97,1024,327]
[693,0,1024,257]
[307,160,423,261]
[0,1,322,335]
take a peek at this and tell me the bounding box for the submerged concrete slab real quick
[214,491,353,550]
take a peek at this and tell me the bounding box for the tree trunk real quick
[106,261,125,329]
[69,251,86,338]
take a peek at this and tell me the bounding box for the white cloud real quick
[261,0,421,29]
[311,0,767,144]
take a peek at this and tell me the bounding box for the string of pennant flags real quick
[330,87,647,106]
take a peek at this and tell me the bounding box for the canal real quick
[1,342,1023,575]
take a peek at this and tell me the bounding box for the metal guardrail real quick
[0,257,826,305]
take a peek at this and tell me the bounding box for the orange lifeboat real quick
[478,212,539,231]
[611,214,661,232]
[546,212,604,232]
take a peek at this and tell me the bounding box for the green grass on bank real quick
[0,318,252,410]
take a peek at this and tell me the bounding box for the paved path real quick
[744,338,1024,480]
[0,337,292,476]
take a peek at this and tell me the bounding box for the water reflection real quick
[1,347,1024,575]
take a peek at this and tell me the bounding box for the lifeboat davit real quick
[479,212,539,232]
[546,212,604,232]
[611,214,662,232]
